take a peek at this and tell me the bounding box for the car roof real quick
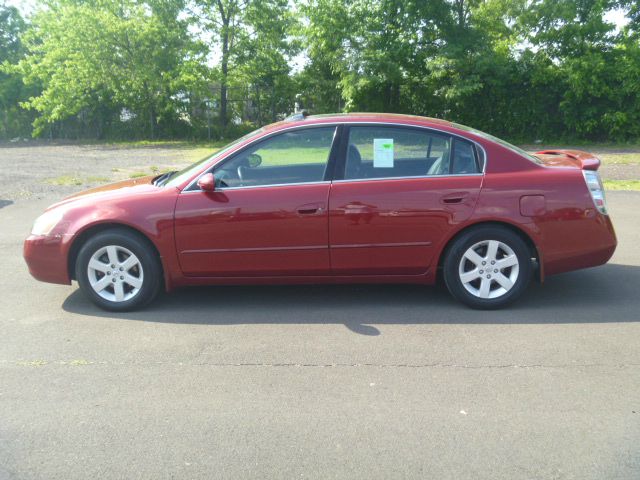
[262,112,454,134]
[308,112,452,125]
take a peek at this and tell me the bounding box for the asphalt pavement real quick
[1,192,639,480]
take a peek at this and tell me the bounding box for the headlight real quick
[31,210,64,236]
[583,170,607,215]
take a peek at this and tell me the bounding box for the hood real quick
[65,175,157,200]
[48,175,160,210]
[534,149,601,171]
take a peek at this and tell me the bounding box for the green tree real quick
[1,0,639,141]
[518,0,637,139]
[235,0,299,124]
[297,0,350,112]
[194,0,298,134]
[0,3,35,139]
[16,0,205,138]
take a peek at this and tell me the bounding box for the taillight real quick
[583,170,607,215]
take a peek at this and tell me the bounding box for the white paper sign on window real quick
[373,138,394,168]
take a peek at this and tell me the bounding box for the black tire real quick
[443,226,533,309]
[75,228,162,311]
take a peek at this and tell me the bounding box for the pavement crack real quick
[2,359,640,369]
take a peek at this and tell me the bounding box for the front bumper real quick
[23,234,72,285]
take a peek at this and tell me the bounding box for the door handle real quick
[440,192,469,204]
[296,203,325,215]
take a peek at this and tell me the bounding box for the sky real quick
[605,7,630,29]
[6,0,35,12]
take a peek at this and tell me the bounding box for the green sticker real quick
[373,138,394,168]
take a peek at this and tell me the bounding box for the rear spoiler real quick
[535,149,601,171]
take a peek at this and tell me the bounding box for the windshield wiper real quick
[152,171,177,186]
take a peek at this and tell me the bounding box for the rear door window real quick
[343,126,480,179]
[452,138,481,174]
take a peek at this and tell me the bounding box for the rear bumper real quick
[545,243,616,276]
[23,234,72,285]
[543,213,617,276]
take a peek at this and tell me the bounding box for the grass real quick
[516,138,640,148]
[16,360,47,367]
[41,140,640,191]
[129,171,150,178]
[259,143,640,167]
[127,165,177,179]
[45,175,83,186]
[259,147,330,165]
[603,180,640,191]
[88,139,228,150]
[594,152,640,165]
[45,175,110,186]
[106,140,640,167]
[257,143,444,166]
[101,139,640,164]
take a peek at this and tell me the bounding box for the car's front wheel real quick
[443,226,533,309]
[75,229,162,311]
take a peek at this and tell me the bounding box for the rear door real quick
[329,125,483,275]
[174,126,337,276]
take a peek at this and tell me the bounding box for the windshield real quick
[162,127,266,188]
[451,122,543,165]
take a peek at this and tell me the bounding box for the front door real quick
[329,125,483,275]
[174,126,337,277]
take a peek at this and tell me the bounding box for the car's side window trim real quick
[323,124,346,182]
[449,136,457,174]
[334,124,485,182]
[474,143,486,171]
[185,124,340,192]
[331,173,484,184]
[183,121,487,192]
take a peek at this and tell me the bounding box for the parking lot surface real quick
[0,146,639,479]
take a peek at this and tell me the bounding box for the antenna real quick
[294,94,303,113]
[285,94,309,122]
[284,111,309,122]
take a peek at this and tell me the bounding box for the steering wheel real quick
[215,170,232,188]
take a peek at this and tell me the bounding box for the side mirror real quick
[197,173,216,192]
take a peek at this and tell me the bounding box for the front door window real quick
[213,127,336,188]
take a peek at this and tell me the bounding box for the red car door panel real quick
[329,176,482,275]
[174,184,330,276]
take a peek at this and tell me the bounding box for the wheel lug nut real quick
[491,261,495,265]
[482,261,486,265]
[120,276,124,280]
[111,264,115,268]
[494,269,498,273]
[119,267,123,271]
[112,278,116,283]
[107,271,111,275]
[487,274,491,278]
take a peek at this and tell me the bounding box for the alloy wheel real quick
[87,245,144,302]
[458,240,520,299]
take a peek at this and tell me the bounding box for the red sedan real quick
[24,113,616,310]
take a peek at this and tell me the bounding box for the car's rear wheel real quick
[443,226,533,309]
[75,229,162,311]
